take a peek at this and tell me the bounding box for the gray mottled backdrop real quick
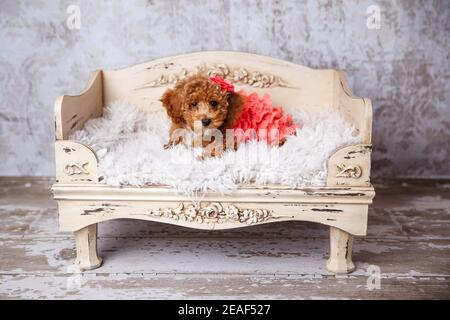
[0,0,449,177]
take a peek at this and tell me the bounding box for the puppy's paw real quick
[278,138,286,147]
[195,154,205,161]
[200,147,223,159]
[163,142,172,150]
[164,138,182,150]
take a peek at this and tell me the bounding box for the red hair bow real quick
[209,76,234,93]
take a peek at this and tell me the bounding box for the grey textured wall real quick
[0,0,449,177]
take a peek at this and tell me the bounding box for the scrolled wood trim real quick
[327,144,372,187]
[55,140,99,184]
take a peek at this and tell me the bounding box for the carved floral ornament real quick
[148,202,273,225]
[64,161,89,175]
[142,64,289,89]
[336,164,362,179]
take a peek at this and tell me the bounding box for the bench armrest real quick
[54,71,103,140]
[334,71,372,144]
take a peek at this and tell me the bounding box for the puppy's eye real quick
[210,101,218,108]
[190,101,198,108]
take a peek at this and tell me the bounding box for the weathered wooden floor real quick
[0,177,449,299]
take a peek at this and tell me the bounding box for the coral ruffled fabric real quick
[233,90,299,144]
[210,76,235,92]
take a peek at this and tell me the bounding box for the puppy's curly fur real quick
[160,73,243,156]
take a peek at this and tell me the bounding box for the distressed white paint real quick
[52,52,375,272]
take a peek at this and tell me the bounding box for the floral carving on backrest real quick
[141,64,289,89]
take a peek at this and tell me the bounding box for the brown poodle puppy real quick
[160,73,243,157]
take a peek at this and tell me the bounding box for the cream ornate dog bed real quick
[52,52,375,273]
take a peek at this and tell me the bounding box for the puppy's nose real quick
[201,118,212,127]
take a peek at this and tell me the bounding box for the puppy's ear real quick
[160,88,184,124]
[222,92,244,129]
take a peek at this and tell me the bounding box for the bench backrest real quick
[101,51,372,143]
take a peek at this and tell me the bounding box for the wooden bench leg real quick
[74,224,103,271]
[327,226,355,274]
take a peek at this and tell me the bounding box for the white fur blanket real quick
[70,101,360,194]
